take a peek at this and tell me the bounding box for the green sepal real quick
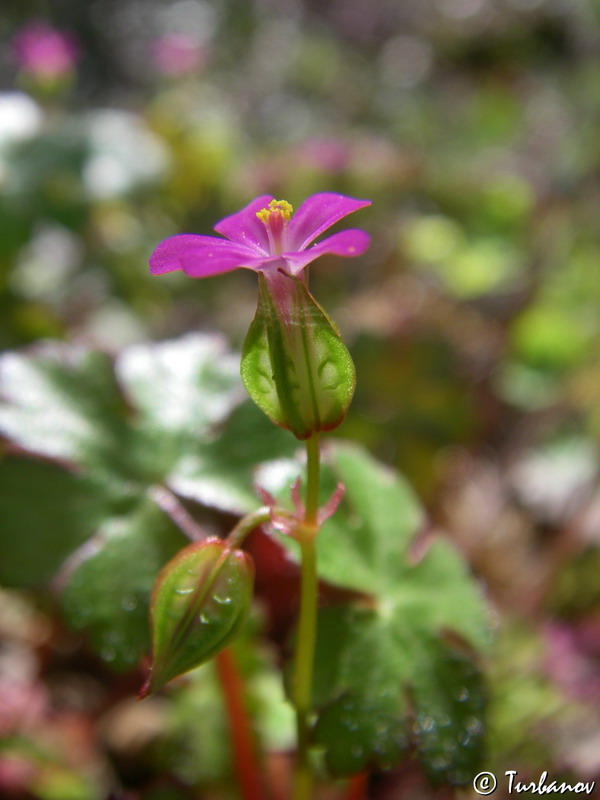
[241,271,356,440]
[141,539,254,696]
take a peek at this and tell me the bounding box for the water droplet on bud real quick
[121,594,138,611]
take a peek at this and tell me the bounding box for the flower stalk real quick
[291,434,321,800]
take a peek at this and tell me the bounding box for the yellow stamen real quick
[256,199,294,224]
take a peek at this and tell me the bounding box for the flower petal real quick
[149,234,266,277]
[283,229,371,273]
[213,195,274,253]
[287,193,371,251]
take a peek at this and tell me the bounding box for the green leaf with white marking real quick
[0,335,295,514]
[0,456,109,588]
[0,344,131,473]
[59,500,187,670]
[0,334,297,670]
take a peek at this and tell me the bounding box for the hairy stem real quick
[291,433,321,800]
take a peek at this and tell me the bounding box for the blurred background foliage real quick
[1,0,600,797]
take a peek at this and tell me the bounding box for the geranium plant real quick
[142,193,489,798]
[0,193,488,800]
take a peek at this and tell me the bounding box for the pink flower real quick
[152,34,205,77]
[12,21,79,81]
[149,193,371,280]
[150,193,370,440]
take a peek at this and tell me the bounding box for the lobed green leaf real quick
[0,457,109,588]
[60,499,187,671]
[311,605,486,781]
[263,442,489,781]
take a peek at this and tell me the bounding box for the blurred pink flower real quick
[12,21,79,81]
[296,138,351,174]
[152,34,205,77]
[0,754,37,795]
[544,619,600,702]
[0,678,47,737]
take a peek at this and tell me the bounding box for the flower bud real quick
[241,269,356,440]
[140,539,254,696]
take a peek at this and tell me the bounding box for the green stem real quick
[304,433,321,526]
[227,506,272,550]
[292,433,321,800]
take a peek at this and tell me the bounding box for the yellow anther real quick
[256,199,294,224]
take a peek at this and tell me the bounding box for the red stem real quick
[344,772,369,800]
[215,648,264,800]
